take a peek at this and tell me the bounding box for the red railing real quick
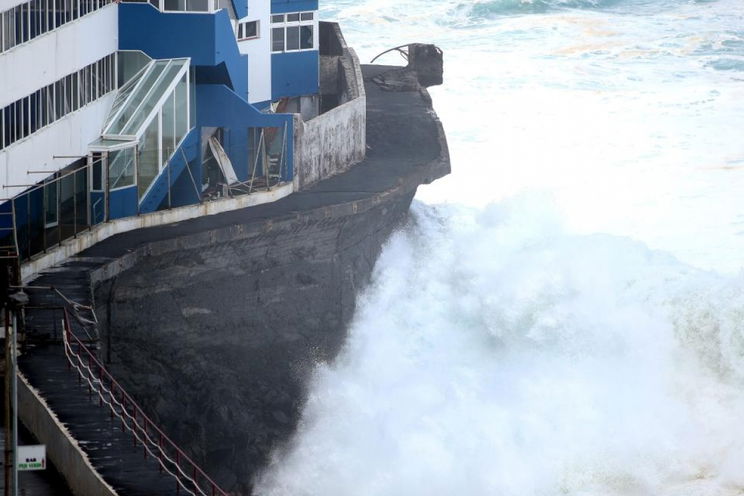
[61,308,229,496]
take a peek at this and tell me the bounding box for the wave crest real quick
[462,0,625,17]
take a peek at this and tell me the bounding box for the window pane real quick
[286,13,299,22]
[185,0,209,11]
[272,27,284,51]
[44,182,58,226]
[59,172,74,237]
[162,91,176,160]
[300,12,313,21]
[120,61,182,135]
[92,154,103,191]
[22,97,30,136]
[174,74,188,145]
[300,25,312,49]
[109,147,135,189]
[74,167,87,232]
[271,14,283,23]
[286,26,299,50]
[137,118,160,199]
[109,60,169,134]
[244,21,257,38]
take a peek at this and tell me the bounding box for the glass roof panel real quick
[104,67,149,130]
[105,60,172,135]
[120,61,186,136]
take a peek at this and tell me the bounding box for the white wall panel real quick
[239,0,271,104]
[0,0,25,11]
[0,4,118,107]
[0,93,114,196]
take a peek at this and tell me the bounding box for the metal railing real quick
[6,159,94,262]
[61,308,228,496]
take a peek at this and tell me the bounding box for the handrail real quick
[61,308,229,496]
[370,44,410,64]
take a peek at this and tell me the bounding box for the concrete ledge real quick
[21,183,293,282]
[18,373,119,496]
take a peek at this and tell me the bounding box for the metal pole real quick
[4,307,10,496]
[180,149,201,203]
[73,171,77,237]
[11,313,17,496]
[103,154,109,222]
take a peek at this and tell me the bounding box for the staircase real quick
[19,257,227,496]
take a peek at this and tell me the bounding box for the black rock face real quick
[94,191,415,492]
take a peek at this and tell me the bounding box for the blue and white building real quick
[0,0,331,262]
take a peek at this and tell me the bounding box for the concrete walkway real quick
[16,64,448,495]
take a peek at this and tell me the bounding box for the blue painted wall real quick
[231,0,247,19]
[197,84,294,181]
[271,51,319,99]
[140,128,201,213]
[108,186,138,220]
[271,0,318,13]
[119,4,249,99]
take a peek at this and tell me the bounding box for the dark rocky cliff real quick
[87,64,449,493]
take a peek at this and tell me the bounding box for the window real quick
[0,53,117,151]
[0,0,114,53]
[237,20,258,40]
[108,147,136,190]
[44,181,59,227]
[271,11,315,53]
[271,27,283,52]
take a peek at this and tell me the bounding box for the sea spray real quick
[255,199,744,495]
[253,0,744,492]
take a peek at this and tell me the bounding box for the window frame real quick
[270,11,316,54]
[237,19,258,41]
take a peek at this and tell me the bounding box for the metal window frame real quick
[103,58,190,141]
[107,145,138,191]
[270,11,316,53]
[237,19,258,41]
[136,71,191,203]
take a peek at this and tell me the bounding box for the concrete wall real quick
[20,182,293,281]
[17,373,119,496]
[293,23,365,190]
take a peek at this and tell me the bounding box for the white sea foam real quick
[254,0,744,493]
[255,199,744,495]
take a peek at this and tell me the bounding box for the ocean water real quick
[254,0,744,494]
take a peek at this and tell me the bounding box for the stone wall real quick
[293,22,366,191]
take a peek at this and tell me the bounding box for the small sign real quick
[17,445,46,471]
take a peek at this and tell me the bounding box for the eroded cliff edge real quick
[87,64,449,493]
